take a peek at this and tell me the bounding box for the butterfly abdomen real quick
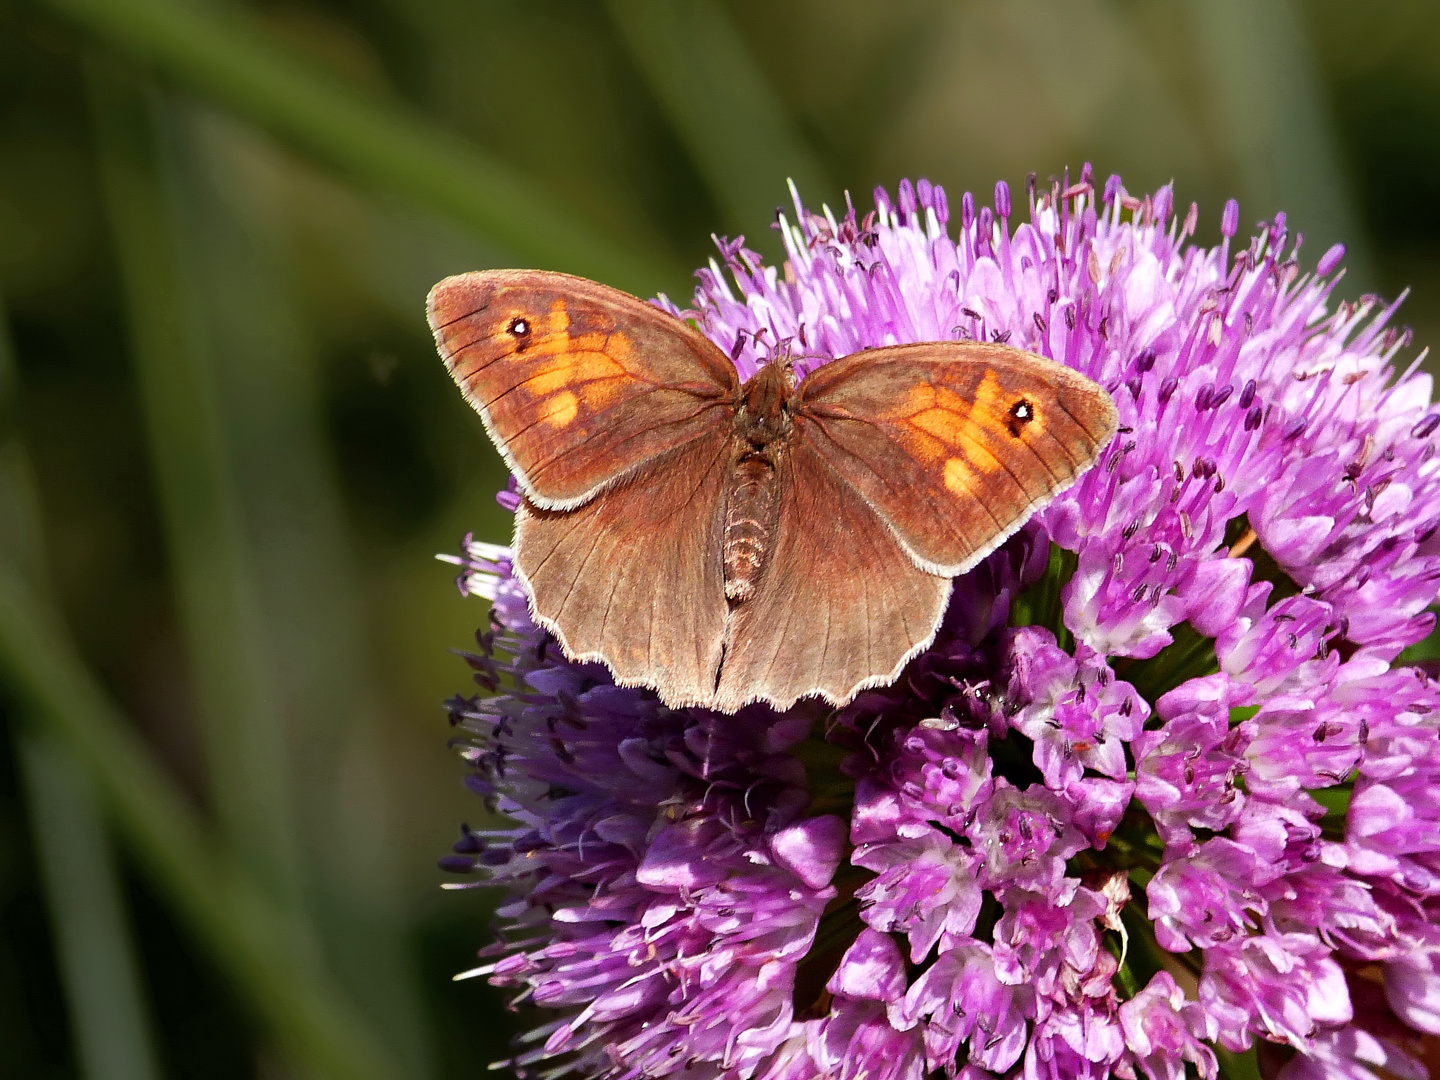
[723,455,781,603]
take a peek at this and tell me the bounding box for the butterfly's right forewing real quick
[429,269,738,509]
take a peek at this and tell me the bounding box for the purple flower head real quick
[441,174,1440,1080]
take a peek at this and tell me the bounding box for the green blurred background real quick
[0,1,1437,1077]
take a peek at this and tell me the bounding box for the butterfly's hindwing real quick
[712,438,951,713]
[514,431,732,707]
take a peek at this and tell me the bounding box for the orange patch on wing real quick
[605,331,634,363]
[967,373,1010,434]
[891,384,978,463]
[539,390,579,427]
[911,404,968,447]
[943,456,977,495]
[884,383,938,419]
[953,425,1009,478]
[932,373,1016,477]
[527,348,625,397]
[545,300,571,333]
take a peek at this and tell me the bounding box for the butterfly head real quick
[735,359,798,449]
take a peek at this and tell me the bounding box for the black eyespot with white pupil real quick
[508,317,531,339]
[1008,399,1034,436]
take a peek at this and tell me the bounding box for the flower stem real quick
[1010,543,1078,649]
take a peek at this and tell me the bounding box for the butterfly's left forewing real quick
[796,342,1118,576]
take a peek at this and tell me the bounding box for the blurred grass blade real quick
[163,101,435,1077]
[88,61,310,925]
[606,0,830,238]
[0,168,398,1080]
[16,731,164,1080]
[0,299,45,585]
[1184,0,1374,284]
[2,296,163,1080]
[30,0,684,294]
[0,562,405,1080]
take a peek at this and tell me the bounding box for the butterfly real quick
[429,269,1117,714]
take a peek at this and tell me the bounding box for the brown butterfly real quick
[429,269,1117,714]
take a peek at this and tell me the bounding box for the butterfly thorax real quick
[722,363,796,604]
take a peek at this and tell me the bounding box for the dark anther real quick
[1239,380,1257,409]
[991,329,1012,344]
[1195,384,1214,411]
[1136,348,1157,372]
[1034,312,1047,334]
[1210,384,1234,409]
[1245,405,1263,431]
[1064,308,1077,330]
[1413,414,1440,439]
[1126,377,1143,400]
[1158,376,1179,405]
[453,824,486,854]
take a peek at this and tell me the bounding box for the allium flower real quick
[440,170,1440,1080]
